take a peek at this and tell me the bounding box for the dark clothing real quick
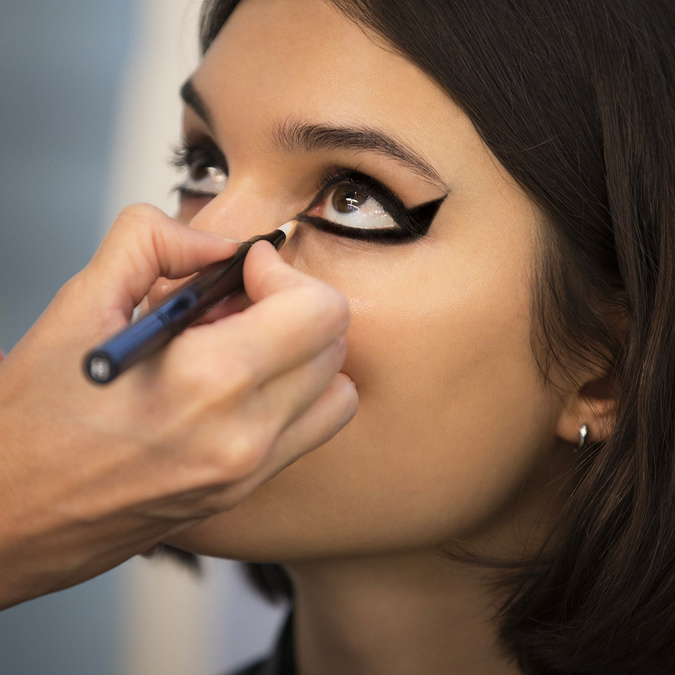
[227,614,296,675]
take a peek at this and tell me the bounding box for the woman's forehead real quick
[191,0,480,185]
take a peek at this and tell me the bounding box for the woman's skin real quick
[162,0,615,672]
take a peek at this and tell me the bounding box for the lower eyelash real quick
[171,185,214,200]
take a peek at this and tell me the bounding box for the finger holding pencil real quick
[84,220,298,384]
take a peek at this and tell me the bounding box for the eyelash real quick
[171,139,228,199]
[171,138,443,243]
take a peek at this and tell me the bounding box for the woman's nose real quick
[188,180,292,241]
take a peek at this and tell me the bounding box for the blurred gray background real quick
[0,1,286,673]
[0,2,133,673]
[0,1,133,350]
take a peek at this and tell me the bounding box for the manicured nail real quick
[204,232,240,244]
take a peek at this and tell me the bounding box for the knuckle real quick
[54,270,84,302]
[171,342,257,398]
[229,341,266,388]
[212,427,270,481]
[170,357,222,399]
[110,204,167,265]
[115,202,164,232]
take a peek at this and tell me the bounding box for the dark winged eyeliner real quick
[297,169,447,243]
[296,204,444,244]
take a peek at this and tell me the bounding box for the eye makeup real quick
[171,139,446,243]
[298,168,446,243]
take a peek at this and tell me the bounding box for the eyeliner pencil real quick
[84,220,297,384]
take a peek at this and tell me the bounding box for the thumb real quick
[82,204,239,318]
[242,239,350,337]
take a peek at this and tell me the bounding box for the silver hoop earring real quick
[575,423,589,453]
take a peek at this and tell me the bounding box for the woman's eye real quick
[183,158,227,197]
[172,141,227,199]
[307,181,397,230]
[298,169,445,243]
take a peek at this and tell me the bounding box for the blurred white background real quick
[0,1,287,673]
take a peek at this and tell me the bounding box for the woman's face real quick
[165,0,571,561]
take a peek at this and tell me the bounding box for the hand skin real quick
[0,203,357,610]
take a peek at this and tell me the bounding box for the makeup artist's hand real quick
[0,203,357,610]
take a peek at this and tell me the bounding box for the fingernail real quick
[341,372,357,389]
[204,232,241,244]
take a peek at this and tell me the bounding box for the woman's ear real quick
[555,371,618,448]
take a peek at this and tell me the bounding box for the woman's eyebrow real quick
[180,78,448,192]
[180,79,215,131]
[272,118,448,191]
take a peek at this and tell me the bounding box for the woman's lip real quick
[193,292,252,327]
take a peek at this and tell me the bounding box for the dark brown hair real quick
[198,1,675,672]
